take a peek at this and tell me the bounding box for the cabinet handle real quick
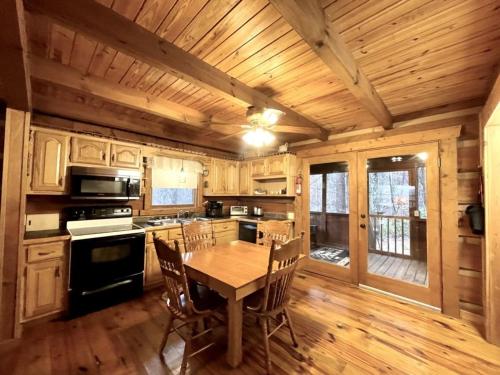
[38,251,53,256]
[55,266,60,277]
[102,152,105,161]
[59,176,63,186]
[111,154,115,162]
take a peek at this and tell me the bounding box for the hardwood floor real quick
[368,253,428,285]
[1,271,499,374]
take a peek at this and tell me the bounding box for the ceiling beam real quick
[0,0,31,111]
[208,123,326,138]
[394,98,484,128]
[25,0,329,141]
[269,0,392,129]
[32,93,240,152]
[30,56,219,128]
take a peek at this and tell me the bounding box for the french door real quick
[303,152,358,283]
[303,143,442,308]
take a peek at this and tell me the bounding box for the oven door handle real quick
[108,235,143,242]
[80,278,134,296]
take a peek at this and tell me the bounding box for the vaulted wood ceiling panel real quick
[24,0,500,143]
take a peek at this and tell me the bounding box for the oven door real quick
[70,232,145,292]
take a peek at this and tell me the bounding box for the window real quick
[152,188,196,206]
[326,172,349,214]
[368,171,411,217]
[310,174,323,212]
[149,156,202,209]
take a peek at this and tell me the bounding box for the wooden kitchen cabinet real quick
[214,220,238,245]
[267,155,287,175]
[207,159,239,195]
[211,158,226,194]
[110,144,141,168]
[239,161,251,195]
[145,243,163,287]
[22,240,67,321]
[30,130,68,193]
[251,159,267,177]
[70,137,109,166]
[225,161,239,194]
[24,258,65,319]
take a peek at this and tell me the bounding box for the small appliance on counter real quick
[205,200,224,218]
[65,205,145,317]
[230,205,248,216]
[253,206,264,217]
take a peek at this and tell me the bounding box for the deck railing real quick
[368,215,411,257]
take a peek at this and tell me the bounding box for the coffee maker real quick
[205,201,223,218]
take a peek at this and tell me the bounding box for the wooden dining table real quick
[182,240,303,368]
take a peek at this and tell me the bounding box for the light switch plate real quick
[25,213,60,231]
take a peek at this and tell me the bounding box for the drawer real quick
[146,229,169,243]
[168,228,184,240]
[215,232,237,245]
[213,221,237,233]
[27,241,65,262]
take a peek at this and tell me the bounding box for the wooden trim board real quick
[0,109,30,339]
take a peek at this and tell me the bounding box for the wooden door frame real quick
[357,142,442,308]
[302,152,359,284]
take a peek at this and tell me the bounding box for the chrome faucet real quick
[177,210,190,219]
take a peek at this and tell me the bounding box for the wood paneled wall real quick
[456,115,484,318]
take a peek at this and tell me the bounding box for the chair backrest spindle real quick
[153,234,193,319]
[261,232,304,313]
[256,220,292,247]
[182,221,215,253]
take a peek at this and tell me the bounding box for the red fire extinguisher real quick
[295,174,303,196]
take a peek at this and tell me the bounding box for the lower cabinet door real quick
[24,259,64,319]
[145,244,163,286]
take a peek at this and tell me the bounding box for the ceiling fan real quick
[209,106,316,147]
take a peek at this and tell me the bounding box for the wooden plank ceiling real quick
[24,0,500,150]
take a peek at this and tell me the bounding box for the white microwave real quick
[230,206,248,216]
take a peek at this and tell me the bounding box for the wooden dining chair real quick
[153,234,225,375]
[182,220,215,253]
[256,220,292,247]
[244,233,304,374]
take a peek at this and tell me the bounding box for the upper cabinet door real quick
[251,159,267,177]
[211,159,226,194]
[110,144,141,168]
[239,161,250,195]
[31,131,68,192]
[70,137,109,166]
[225,161,239,194]
[267,155,287,176]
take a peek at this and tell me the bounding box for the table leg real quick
[227,298,243,368]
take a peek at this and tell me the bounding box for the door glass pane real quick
[366,153,428,285]
[309,162,350,267]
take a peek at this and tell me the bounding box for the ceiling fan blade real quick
[209,123,248,129]
[219,129,247,140]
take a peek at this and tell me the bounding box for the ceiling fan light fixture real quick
[243,127,276,147]
[262,108,283,125]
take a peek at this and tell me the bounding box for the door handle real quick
[360,224,366,229]
[360,214,366,218]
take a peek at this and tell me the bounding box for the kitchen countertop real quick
[23,229,71,244]
[134,215,293,230]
